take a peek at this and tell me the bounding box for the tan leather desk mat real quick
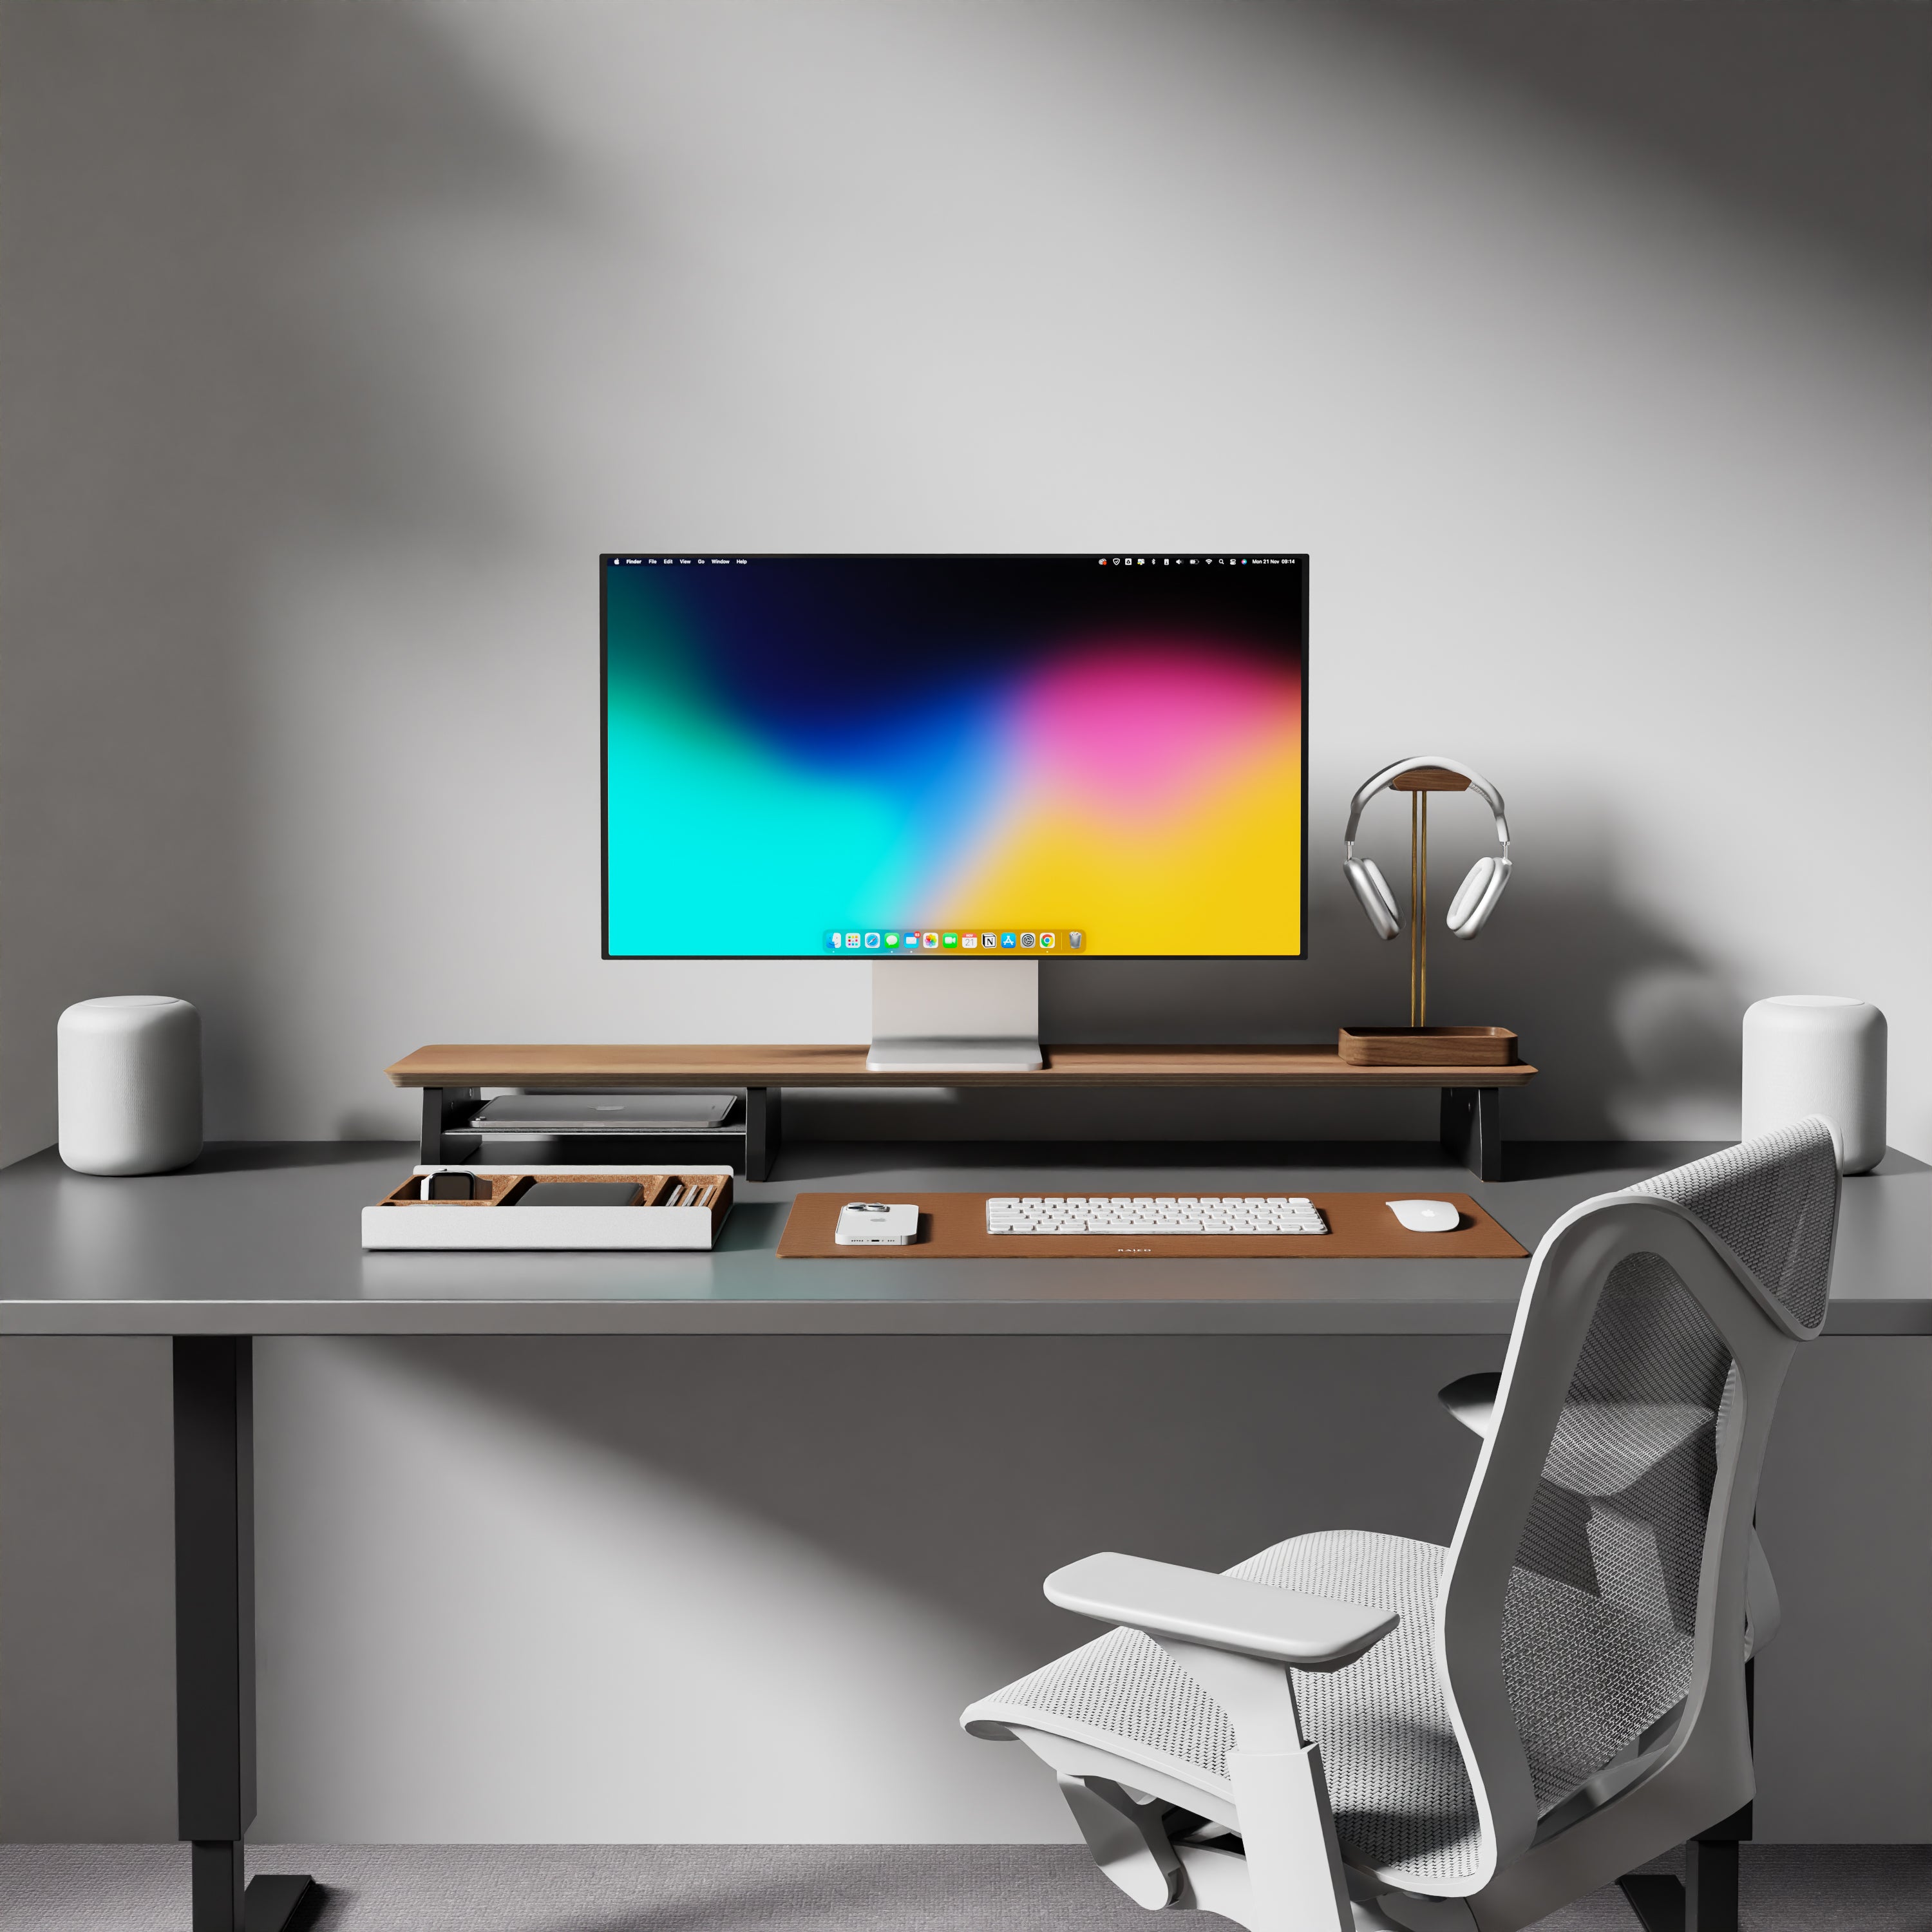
[776,1192,1528,1260]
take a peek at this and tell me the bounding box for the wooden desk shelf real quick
[386,1045,1538,1182]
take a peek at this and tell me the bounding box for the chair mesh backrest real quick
[1625,1118,1840,1334]
[1495,1119,1838,1814]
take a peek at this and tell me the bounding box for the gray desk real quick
[4,1139,1925,1336]
[3,1141,1927,1930]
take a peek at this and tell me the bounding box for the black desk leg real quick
[173,1338,316,1932]
[1618,1817,1743,1932]
[1440,1087,1502,1182]
[744,1085,782,1182]
[1618,1664,1752,1932]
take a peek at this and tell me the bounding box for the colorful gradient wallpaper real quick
[603,556,1305,958]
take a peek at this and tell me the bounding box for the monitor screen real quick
[602,554,1306,960]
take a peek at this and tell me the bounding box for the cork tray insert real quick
[776,1192,1527,1260]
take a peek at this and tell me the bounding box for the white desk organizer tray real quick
[363,1166,733,1251]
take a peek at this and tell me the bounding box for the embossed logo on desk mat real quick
[776,1193,1527,1260]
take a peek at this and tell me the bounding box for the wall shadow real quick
[0,3,562,1150]
[393,1332,1501,1662]
[1500,1141,1708,1184]
[0,3,564,1836]
[181,1140,400,1176]
[766,1137,1459,1182]
[1332,0,1930,302]
[1037,810,1742,1141]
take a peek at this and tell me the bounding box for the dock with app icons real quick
[825,928,1084,954]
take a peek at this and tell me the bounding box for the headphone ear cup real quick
[1346,858,1401,939]
[1447,855,1511,938]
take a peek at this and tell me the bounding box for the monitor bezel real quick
[600,552,1309,963]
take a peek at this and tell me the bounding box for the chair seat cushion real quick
[963,1530,1484,1889]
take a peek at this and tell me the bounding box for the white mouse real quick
[1388,1198,1460,1233]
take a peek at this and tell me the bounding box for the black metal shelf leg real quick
[174,1338,316,1932]
[1440,1086,1502,1181]
[745,1085,782,1181]
[420,1086,482,1165]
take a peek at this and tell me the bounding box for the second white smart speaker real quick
[1741,994,1886,1177]
[57,996,204,1175]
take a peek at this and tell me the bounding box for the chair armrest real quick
[1045,1553,1399,1672]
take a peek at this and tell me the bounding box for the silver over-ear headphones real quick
[1343,755,1512,942]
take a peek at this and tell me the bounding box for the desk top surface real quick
[0,1136,1924,1337]
[2,1141,1924,1337]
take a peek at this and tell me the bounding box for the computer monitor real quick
[602,554,1307,1067]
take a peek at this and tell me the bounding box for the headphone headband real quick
[1343,755,1510,855]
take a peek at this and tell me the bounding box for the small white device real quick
[1343,754,1513,942]
[835,1200,920,1245]
[1387,1198,1460,1233]
[58,996,204,1175]
[986,1196,1328,1236]
[1742,995,1886,1177]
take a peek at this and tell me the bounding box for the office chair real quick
[963,1120,1839,1932]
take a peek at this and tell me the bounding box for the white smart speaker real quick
[1741,994,1886,1177]
[57,996,204,1175]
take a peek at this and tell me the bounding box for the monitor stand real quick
[867,958,1043,1073]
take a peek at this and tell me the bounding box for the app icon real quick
[942,932,960,949]
[1019,931,1037,949]
[1039,931,1056,950]
[904,933,921,950]
[1068,930,1084,951]
[922,931,940,950]
[961,933,979,949]
[863,931,881,949]
[884,932,900,948]
[1000,932,1017,949]
[825,931,843,950]
[981,932,998,950]
[845,933,862,951]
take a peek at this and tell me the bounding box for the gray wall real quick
[3,0,1927,1157]
[0,1340,175,1841]
[3,0,1928,1846]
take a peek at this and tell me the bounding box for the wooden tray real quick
[1338,1027,1519,1068]
[776,1192,1527,1260]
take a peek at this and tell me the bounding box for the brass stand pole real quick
[1414,788,1430,1028]
[1419,793,1429,1028]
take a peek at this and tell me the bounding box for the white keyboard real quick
[986,1195,1329,1236]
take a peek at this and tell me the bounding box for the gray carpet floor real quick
[3,1844,1930,1932]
